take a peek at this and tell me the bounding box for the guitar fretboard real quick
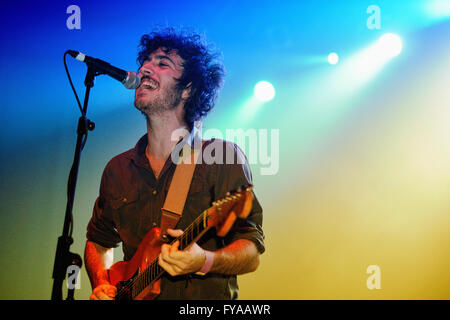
[129,209,210,299]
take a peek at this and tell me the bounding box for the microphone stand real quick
[51,66,98,300]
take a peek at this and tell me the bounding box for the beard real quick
[134,83,183,118]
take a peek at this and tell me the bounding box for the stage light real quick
[323,32,404,100]
[377,33,403,58]
[426,0,450,18]
[254,81,275,102]
[328,53,339,65]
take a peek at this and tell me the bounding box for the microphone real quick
[67,50,140,89]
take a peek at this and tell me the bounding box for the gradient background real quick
[1,0,449,300]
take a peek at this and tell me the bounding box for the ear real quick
[181,82,192,100]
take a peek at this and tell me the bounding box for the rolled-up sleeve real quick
[86,165,122,248]
[215,141,265,254]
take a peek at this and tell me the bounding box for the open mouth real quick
[140,78,159,90]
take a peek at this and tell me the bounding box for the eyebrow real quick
[158,55,175,63]
[145,55,176,66]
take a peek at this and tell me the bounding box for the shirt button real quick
[152,190,157,195]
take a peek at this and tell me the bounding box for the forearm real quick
[208,239,260,275]
[84,240,114,288]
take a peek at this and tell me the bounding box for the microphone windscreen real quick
[123,71,141,89]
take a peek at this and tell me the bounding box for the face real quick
[134,48,187,117]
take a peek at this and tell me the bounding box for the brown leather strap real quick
[160,142,202,241]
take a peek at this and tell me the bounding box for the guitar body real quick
[107,187,253,300]
[108,227,163,300]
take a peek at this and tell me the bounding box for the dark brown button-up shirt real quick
[86,134,265,299]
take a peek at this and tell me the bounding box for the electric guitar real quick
[108,186,254,300]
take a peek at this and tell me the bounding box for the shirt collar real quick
[127,121,202,167]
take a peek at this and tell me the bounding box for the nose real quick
[139,63,154,78]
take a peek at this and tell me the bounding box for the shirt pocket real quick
[107,189,143,247]
[109,189,140,210]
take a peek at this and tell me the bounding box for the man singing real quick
[84,28,265,300]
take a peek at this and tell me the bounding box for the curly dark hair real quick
[137,27,225,128]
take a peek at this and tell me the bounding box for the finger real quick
[97,291,114,300]
[93,286,116,300]
[159,253,186,276]
[159,253,176,276]
[90,293,99,300]
[161,243,169,254]
[161,242,182,262]
[161,245,184,266]
[160,249,187,274]
[169,240,180,255]
[167,228,184,237]
[160,243,171,260]
[105,287,117,298]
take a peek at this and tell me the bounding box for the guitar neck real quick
[130,209,211,299]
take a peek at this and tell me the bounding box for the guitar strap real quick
[160,136,202,241]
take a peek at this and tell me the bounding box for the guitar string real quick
[116,211,206,300]
[115,192,242,299]
[115,210,208,300]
